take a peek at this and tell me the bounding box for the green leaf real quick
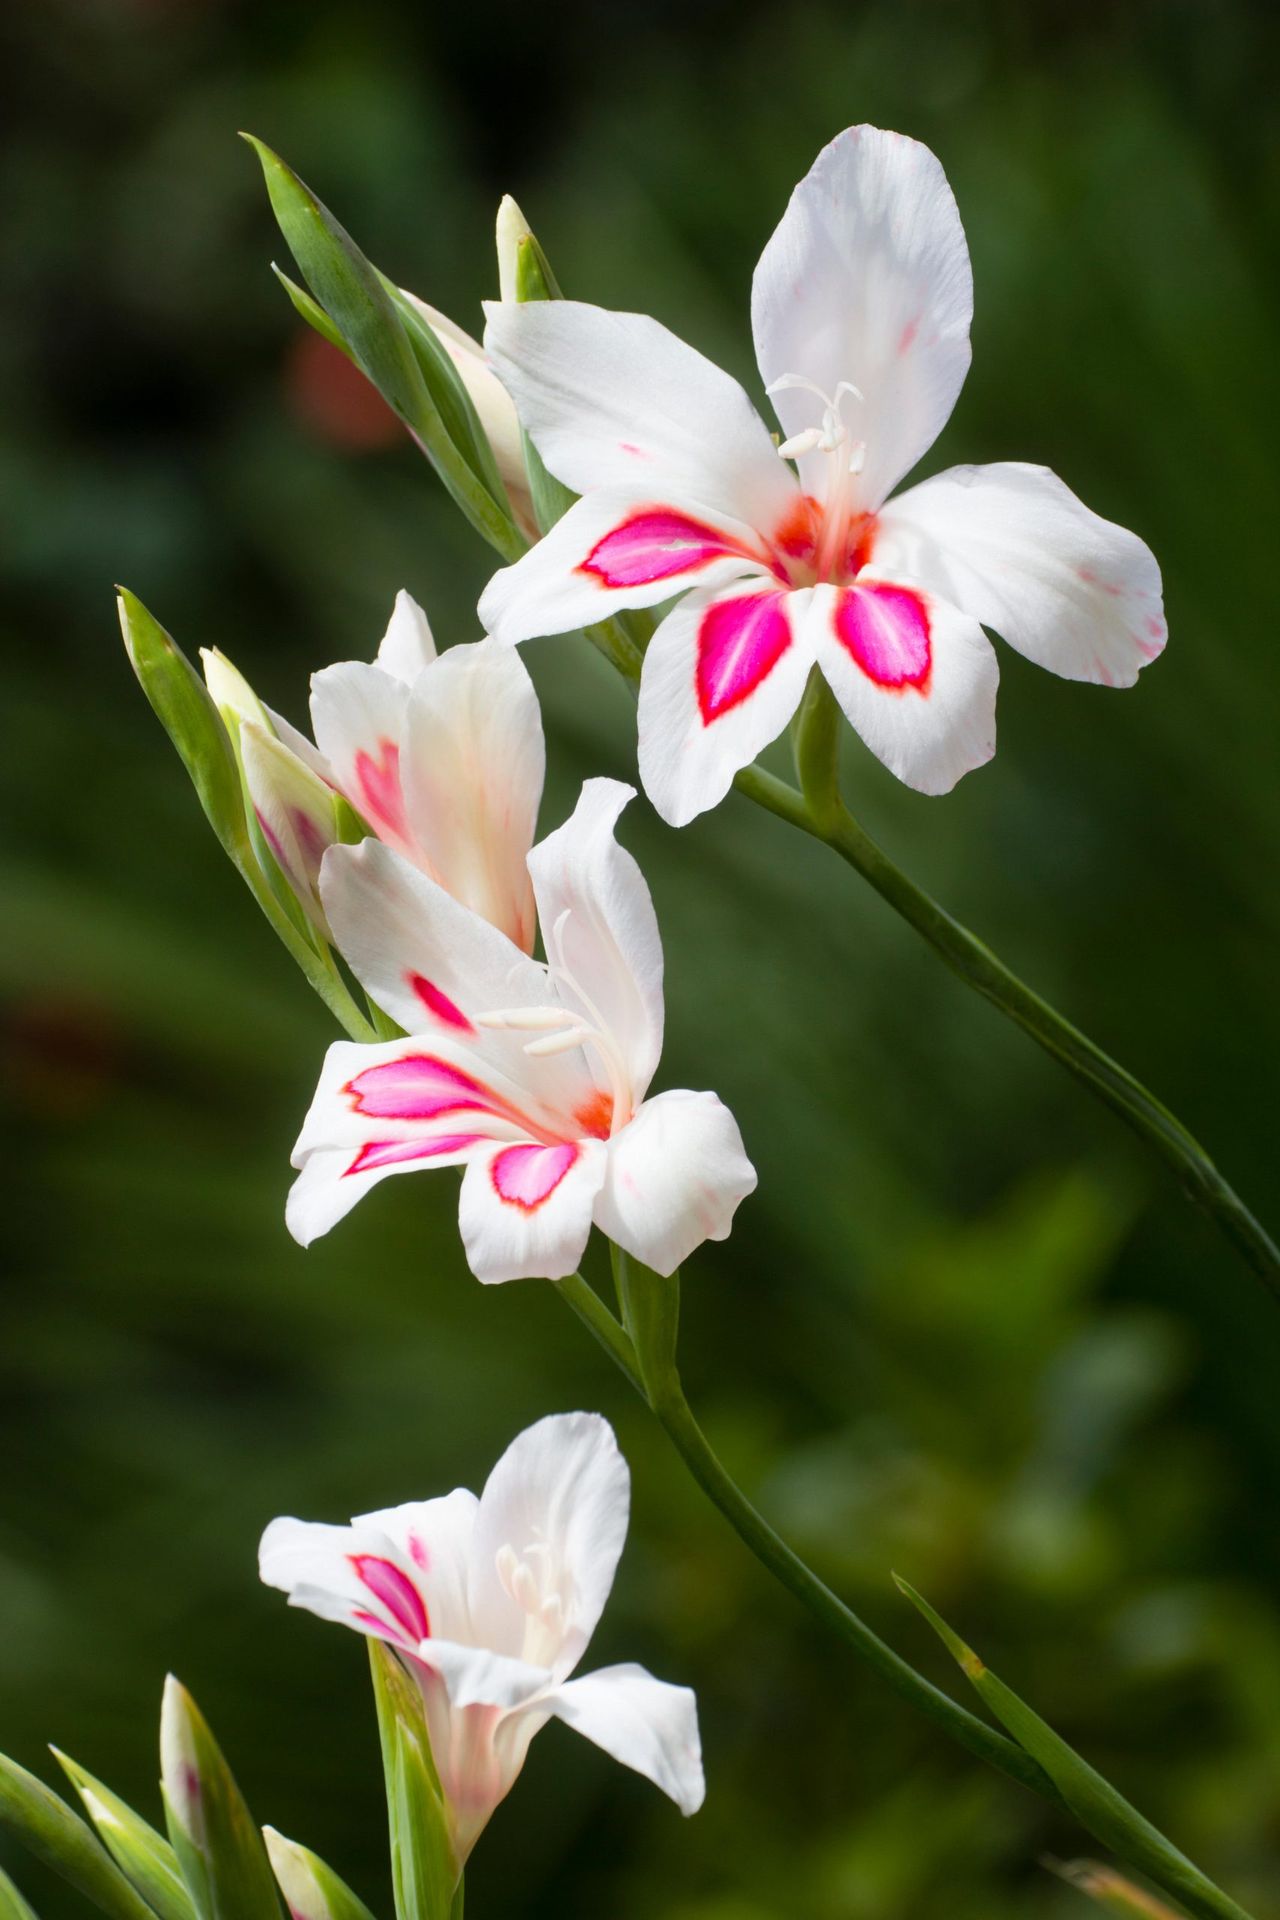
[367,1643,456,1920]
[270,264,350,355]
[159,1678,281,1920]
[262,1828,380,1920]
[0,1753,155,1920]
[894,1581,1253,1920]
[53,1750,195,1920]
[242,136,521,562]
[383,283,505,504]
[0,1865,40,1920]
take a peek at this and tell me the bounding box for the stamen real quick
[777,427,824,460]
[523,1027,594,1057]
[474,1006,570,1031]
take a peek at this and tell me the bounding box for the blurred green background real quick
[3,0,1279,1915]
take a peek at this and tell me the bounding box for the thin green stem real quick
[553,1270,1057,1801]
[734,764,1280,1299]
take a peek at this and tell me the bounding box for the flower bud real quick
[240,721,340,935]
[159,1676,204,1847]
[398,291,535,539]
[263,1829,330,1920]
[495,194,533,303]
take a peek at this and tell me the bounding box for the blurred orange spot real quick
[284,331,402,452]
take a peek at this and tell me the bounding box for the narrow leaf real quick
[160,1678,281,1920]
[0,1866,39,1920]
[53,1749,194,1920]
[263,1829,380,1920]
[367,1643,455,1920]
[0,1753,154,1920]
[270,265,350,355]
[895,1580,1252,1920]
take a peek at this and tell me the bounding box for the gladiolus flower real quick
[287,777,756,1280]
[259,1412,705,1864]
[479,126,1166,826]
[203,590,545,951]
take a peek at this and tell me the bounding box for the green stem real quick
[555,1269,1057,1801]
[734,764,1280,1300]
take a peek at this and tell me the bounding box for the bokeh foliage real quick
[2,1,1279,1915]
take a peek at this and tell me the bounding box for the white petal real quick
[375,589,437,683]
[351,1488,480,1646]
[400,293,537,540]
[636,583,815,828]
[527,780,664,1111]
[320,840,556,1052]
[417,1637,553,1711]
[483,300,795,532]
[285,1033,573,1249]
[546,1664,705,1815]
[262,705,333,782]
[309,661,413,852]
[877,462,1167,686]
[753,126,972,512]
[806,577,997,795]
[401,639,543,952]
[594,1090,757,1277]
[478,487,770,644]
[467,1411,631,1678]
[258,1516,431,1649]
[457,1137,608,1285]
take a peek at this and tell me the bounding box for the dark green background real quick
[3,1,1278,1915]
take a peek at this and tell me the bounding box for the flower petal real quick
[546,1664,705,1815]
[877,462,1166,685]
[259,1515,434,1651]
[483,299,795,531]
[400,639,543,952]
[808,577,998,794]
[753,125,973,512]
[240,721,336,932]
[286,1034,570,1248]
[467,1410,631,1679]
[375,588,437,683]
[351,1488,480,1646]
[416,1638,553,1710]
[478,488,770,644]
[309,661,412,851]
[527,779,664,1112]
[594,1089,757,1277]
[457,1138,608,1284]
[636,583,815,827]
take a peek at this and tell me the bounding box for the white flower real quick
[287,777,756,1281]
[478,126,1166,827]
[259,1413,705,1864]
[203,590,545,951]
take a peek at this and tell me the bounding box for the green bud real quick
[368,1641,458,1910]
[0,1751,154,1920]
[243,134,521,562]
[119,590,249,868]
[159,1676,281,1920]
[262,1830,378,1920]
[52,1750,194,1920]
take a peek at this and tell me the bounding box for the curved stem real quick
[553,1271,1057,1801]
[734,763,1280,1299]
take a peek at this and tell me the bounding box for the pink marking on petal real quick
[491,1141,579,1211]
[581,509,755,589]
[408,972,474,1034]
[345,1133,482,1176]
[618,441,650,458]
[696,590,792,724]
[407,1531,430,1570]
[345,1055,493,1122]
[350,1555,430,1641]
[255,809,289,869]
[1096,658,1115,687]
[353,740,409,842]
[292,808,328,862]
[1146,616,1166,640]
[352,1608,398,1641]
[897,316,920,355]
[834,585,932,691]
